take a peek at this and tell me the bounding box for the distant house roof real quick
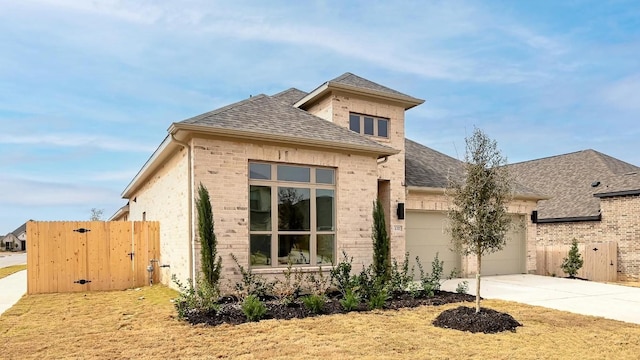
[509,149,640,220]
[405,138,542,198]
[295,72,424,110]
[271,88,308,106]
[174,93,397,156]
[11,223,27,237]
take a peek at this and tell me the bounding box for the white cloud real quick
[0,133,156,152]
[0,176,119,206]
[601,74,640,111]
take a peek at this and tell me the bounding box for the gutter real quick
[171,134,196,283]
[594,189,640,198]
[532,214,602,224]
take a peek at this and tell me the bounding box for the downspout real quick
[171,134,196,283]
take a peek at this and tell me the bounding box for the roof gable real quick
[176,94,397,155]
[509,149,640,219]
[271,88,307,106]
[11,222,27,236]
[329,73,415,99]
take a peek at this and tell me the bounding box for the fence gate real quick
[26,221,160,294]
[536,241,617,282]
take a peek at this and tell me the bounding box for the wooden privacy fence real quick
[27,221,160,294]
[536,241,617,282]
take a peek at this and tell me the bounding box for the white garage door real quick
[405,212,526,277]
[405,211,460,278]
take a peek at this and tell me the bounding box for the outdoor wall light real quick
[397,202,405,220]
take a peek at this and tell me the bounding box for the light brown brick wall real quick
[406,191,539,275]
[191,137,379,287]
[537,195,640,279]
[306,91,407,264]
[129,147,190,288]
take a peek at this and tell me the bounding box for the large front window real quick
[249,162,335,268]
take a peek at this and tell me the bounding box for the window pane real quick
[316,189,334,231]
[317,234,334,265]
[278,235,310,265]
[278,187,310,231]
[378,119,388,138]
[316,168,334,184]
[364,117,374,135]
[249,163,271,180]
[250,235,271,266]
[349,114,360,133]
[250,186,271,231]
[277,165,310,182]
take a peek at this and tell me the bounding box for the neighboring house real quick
[119,73,543,288]
[109,204,130,221]
[510,150,640,279]
[2,222,27,251]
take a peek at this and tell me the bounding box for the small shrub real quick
[372,198,391,284]
[305,267,330,296]
[456,280,469,294]
[389,252,414,293]
[368,288,388,310]
[273,261,304,305]
[172,275,220,319]
[415,253,449,297]
[407,281,423,299]
[302,294,326,314]
[354,265,378,300]
[561,239,584,278]
[330,251,357,296]
[339,289,360,312]
[231,253,274,299]
[429,252,444,291]
[242,295,267,322]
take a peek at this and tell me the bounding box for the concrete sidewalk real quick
[0,270,27,316]
[441,274,640,324]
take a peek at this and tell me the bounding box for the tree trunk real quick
[476,252,481,313]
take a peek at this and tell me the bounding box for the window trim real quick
[248,162,336,268]
[348,113,390,138]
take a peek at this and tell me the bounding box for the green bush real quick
[354,265,379,301]
[302,294,326,314]
[330,251,357,296]
[368,288,388,310]
[561,239,584,278]
[172,275,220,320]
[389,252,414,293]
[305,268,330,296]
[242,295,267,322]
[231,253,274,299]
[456,280,469,294]
[273,261,304,306]
[339,289,360,312]
[372,199,391,285]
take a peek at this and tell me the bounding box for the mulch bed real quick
[432,306,522,333]
[180,291,521,333]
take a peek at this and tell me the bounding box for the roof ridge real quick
[179,94,267,123]
[405,138,463,163]
[509,149,599,166]
[590,149,640,174]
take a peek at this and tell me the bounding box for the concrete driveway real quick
[441,274,640,324]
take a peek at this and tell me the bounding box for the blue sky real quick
[1,0,639,233]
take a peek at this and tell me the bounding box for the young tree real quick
[90,208,104,221]
[447,128,512,313]
[196,183,222,291]
[561,239,583,278]
[372,198,391,284]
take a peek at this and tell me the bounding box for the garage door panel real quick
[481,216,526,276]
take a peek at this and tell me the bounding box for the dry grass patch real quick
[1,286,640,359]
[0,265,26,279]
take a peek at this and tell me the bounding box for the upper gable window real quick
[349,113,389,138]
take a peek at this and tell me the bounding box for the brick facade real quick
[537,194,640,279]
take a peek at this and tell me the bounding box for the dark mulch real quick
[432,306,522,334]
[184,290,476,327]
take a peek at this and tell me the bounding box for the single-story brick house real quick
[510,151,640,279]
[2,222,27,251]
[120,73,543,288]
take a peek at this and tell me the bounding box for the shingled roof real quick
[509,149,640,220]
[405,139,541,197]
[177,93,397,155]
[329,73,418,99]
[271,88,307,106]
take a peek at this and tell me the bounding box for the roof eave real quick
[294,82,425,110]
[594,189,640,198]
[170,123,399,157]
[121,135,176,199]
[535,215,601,223]
[406,186,549,200]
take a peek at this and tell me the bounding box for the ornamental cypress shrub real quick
[196,183,222,291]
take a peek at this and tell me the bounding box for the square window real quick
[249,163,271,180]
[316,168,334,184]
[278,235,310,264]
[278,187,310,231]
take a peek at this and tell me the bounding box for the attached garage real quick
[405,211,526,277]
